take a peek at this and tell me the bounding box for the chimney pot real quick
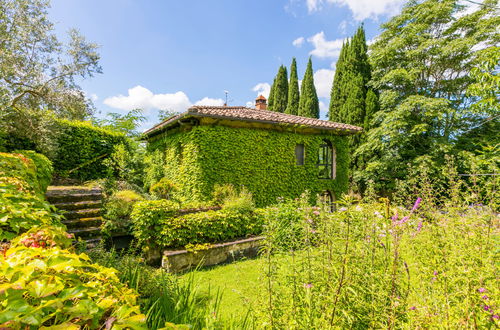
[255,95,267,110]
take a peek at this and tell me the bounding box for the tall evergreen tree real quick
[269,65,288,112]
[328,25,371,126]
[267,76,276,110]
[298,57,319,118]
[286,58,300,115]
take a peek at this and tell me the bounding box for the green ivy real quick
[146,125,349,206]
[130,200,263,249]
[51,120,128,180]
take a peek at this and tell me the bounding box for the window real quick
[295,144,305,165]
[318,140,336,179]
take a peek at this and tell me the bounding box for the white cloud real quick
[292,36,305,47]
[319,100,329,120]
[194,97,225,106]
[246,101,254,108]
[308,31,345,59]
[314,68,335,98]
[338,20,348,35]
[306,0,405,21]
[104,85,225,113]
[252,83,271,98]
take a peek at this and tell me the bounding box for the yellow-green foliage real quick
[147,125,349,207]
[103,190,144,235]
[52,120,128,180]
[0,226,146,329]
[14,150,53,194]
[0,152,62,240]
[149,177,177,200]
[131,200,263,249]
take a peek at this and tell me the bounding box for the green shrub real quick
[212,183,238,205]
[51,119,128,180]
[103,190,144,235]
[131,200,263,250]
[0,226,146,329]
[159,209,263,248]
[222,186,255,213]
[149,177,177,200]
[14,150,53,194]
[130,200,180,250]
[0,152,62,240]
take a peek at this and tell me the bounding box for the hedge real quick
[51,120,128,180]
[131,200,263,249]
[146,124,349,207]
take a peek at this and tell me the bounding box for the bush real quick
[0,227,146,329]
[131,200,263,249]
[51,119,128,180]
[149,177,177,200]
[14,150,53,194]
[221,186,255,213]
[103,190,144,235]
[212,183,238,205]
[0,152,62,240]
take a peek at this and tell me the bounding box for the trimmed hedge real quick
[52,120,128,180]
[131,200,263,249]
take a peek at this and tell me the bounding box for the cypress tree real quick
[329,40,349,122]
[286,58,300,115]
[298,57,319,118]
[364,88,379,131]
[271,66,288,113]
[267,76,276,110]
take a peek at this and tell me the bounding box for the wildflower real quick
[304,283,313,289]
[313,211,320,216]
[483,305,491,312]
[374,211,383,218]
[417,221,423,232]
[492,314,499,320]
[391,212,399,223]
[478,288,487,293]
[434,271,438,276]
[355,205,362,211]
[306,218,313,224]
[410,306,416,311]
[339,207,347,212]
[482,295,489,300]
[310,229,317,234]
[411,197,422,212]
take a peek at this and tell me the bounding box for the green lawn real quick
[179,257,267,321]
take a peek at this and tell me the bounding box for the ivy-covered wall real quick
[147,124,349,206]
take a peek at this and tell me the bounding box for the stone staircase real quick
[46,186,103,247]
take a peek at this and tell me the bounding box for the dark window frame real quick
[295,144,305,165]
[317,140,336,179]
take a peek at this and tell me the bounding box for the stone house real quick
[143,96,362,207]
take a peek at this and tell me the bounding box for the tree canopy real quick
[298,58,319,119]
[285,58,300,115]
[268,65,288,113]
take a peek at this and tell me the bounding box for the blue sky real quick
[49,0,407,130]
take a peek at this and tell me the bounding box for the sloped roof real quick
[143,106,362,138]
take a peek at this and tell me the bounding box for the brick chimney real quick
[255,95,267,110]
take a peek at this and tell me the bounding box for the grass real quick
[179,257,266,321]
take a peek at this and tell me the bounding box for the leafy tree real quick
[298,58,319,118]
[329,40,348,122]
[364,89,379,131]
[0,0,101,154]
[267,76,277,111]
[355,0,500,193]
[269,65,288,112]
[286,58,300,115]
[94,109,146,137]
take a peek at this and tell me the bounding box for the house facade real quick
[143,96,362,207]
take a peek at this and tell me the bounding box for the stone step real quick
[46,186,102,195]
[69,226,102,240]
[63,217,102,229]
[53,200,102,211]
[84,238,102,249]
[62,208,101,220]
[47,192,102,203]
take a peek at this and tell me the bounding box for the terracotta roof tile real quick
[144,106,362,137]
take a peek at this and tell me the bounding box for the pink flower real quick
[482,295,489,300]
[410,306,416,310]
[391,212,399,223]
[478,288,487,293]
[304,283,313,289]
[483,305,491,312]
[313,211,320,216]
[492,314,499,320]
[417,221,423,232]
[434,271,438,276]
[411,198,422,212]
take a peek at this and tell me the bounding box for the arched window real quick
[318,140,336,179]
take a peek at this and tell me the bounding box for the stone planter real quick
[161,236,265,273]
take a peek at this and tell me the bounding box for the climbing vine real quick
[146,124,349,206]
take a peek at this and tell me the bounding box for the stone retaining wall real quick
[161,236,265,272]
